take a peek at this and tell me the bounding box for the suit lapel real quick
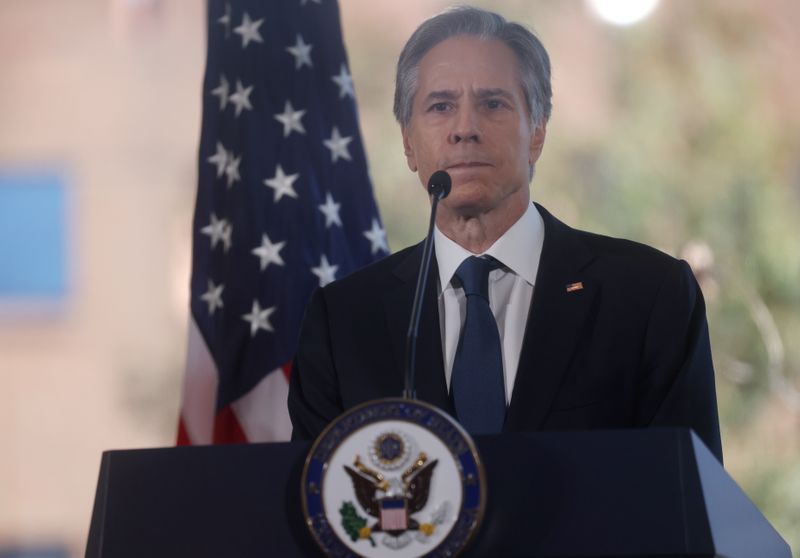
[505,204,599,431]
[383,243,452,413]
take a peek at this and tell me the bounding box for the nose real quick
[448,106,480,144]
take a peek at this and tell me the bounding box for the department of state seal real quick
[301,398,485,558]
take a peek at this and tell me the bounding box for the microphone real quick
[427,169,452,200]
[403,170,452,399]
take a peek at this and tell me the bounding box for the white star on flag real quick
[311,254,338,287]
[318,192,342,228]
[207,142,228,178]
[331,64,354,99]
[210,74,229,110]
[217,3,231,38]
[242,300,276,337]
[274,100,306,138]
[200,280,224,315]
[323,126,353,163]
[201,213,229,250]
[234,12,264,49]
[224,153,241,188]
[221,222,233,252]
[251,233,286,271]
[229,80,254,117]
[363,218,389,255]
[286,34,313,70]
[264,164,299,202]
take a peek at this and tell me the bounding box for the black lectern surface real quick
[86,429,790,558]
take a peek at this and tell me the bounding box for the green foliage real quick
[531,5,800,553]
[339,501,375,547]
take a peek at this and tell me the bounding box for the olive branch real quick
[339,501,376,547]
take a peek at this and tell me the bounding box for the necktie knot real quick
[454,256,500,299]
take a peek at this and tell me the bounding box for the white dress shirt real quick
[434,203,545,404]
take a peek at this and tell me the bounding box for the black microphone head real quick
[427,170,452,200]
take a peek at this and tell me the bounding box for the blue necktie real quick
[450,256,505,434]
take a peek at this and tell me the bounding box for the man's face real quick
[402,36,546,219]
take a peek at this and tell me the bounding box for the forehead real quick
[415,35,520,95]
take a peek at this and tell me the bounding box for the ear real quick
[528,121,547,166]
[401,127,418,172]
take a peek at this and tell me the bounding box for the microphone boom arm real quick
[403,171,451,399]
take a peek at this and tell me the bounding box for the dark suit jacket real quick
[288,204,723,462]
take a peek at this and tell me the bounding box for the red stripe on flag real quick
[176,417,192,446]
[213,405,249,444]
[282,360,293,382]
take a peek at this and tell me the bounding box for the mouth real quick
[445,161,491,170]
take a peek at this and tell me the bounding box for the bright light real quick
[587,0,660,26]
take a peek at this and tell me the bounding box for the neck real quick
[436,198,529,254]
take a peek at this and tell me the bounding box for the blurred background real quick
[1,0,798,555]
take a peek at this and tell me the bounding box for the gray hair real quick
[393,6,552,128]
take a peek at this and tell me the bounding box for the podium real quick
[86,428,790,557]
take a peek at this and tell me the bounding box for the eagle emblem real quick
[301,398,485,557]
[339,432,446,549]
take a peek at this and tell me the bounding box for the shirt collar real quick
[434,202,544,291]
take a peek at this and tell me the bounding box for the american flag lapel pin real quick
[566,281,584,293]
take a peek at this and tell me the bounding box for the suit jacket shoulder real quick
[536,203,687,289]
[323,241,421,301]
[525,204,720,460]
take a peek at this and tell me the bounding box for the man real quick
[288,6,723,462]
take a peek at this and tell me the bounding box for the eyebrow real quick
[475,88,514,101]
[422,88,515,104]
[423,90,459,104]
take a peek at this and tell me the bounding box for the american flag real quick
[178,0,386,444]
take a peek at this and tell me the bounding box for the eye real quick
[485,99,505,110]
[428,102,451,113]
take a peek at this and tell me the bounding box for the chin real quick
[443,188,493,216]
[449,177,487,195]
